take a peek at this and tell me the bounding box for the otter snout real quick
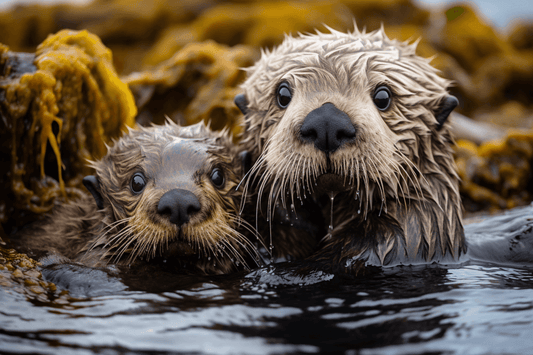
[299,103,356,153]
[157,188,201,226]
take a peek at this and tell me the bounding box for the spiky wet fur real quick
[18,121,263,275]
[238,26,465,271]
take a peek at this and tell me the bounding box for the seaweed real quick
[125,40,257,136]
[0,30,136,234]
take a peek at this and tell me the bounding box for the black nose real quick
[157,189,201,226]
[299,103,356,153]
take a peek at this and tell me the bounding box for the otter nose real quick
[299,103,356,153]
[157,188,201,226]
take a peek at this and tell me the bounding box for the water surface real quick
[3,205,533,354]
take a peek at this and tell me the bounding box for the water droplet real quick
[328,192,336,233]
[208,256,211,261]
[358,209,361,214]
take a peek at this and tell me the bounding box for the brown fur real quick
[237,27,466,272]
[16,121,263,274]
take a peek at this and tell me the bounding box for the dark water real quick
[3,207,533,354]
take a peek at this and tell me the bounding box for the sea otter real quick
[15,120,263,275]
[234,27,465,272]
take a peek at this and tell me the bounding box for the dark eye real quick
[130,173,146,193]
[276,82,292,108]
[210,168,225,188]
[373,86,392,111]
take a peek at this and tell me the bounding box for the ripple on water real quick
[4,219,533,354]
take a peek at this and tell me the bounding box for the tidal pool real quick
[2,206,533,354]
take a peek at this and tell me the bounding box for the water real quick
[2,261,533,354]
[3,205,533,354]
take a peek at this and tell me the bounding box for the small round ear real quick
[239,150,252,176]
[82,175,104,210]
[435,95,459,131]
[234,94,249,115]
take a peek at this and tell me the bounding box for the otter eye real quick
[276,82,292,109]
[130,173,146,193]
[373,86,392,111]
[210,168,225,188]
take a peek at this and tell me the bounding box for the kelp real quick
[124,40,257,136]
[0,30,136,234]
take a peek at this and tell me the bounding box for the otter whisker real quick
[89,222,134,255]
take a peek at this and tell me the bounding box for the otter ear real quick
[239,150,252,175]
[82,175,104,210]
[234,94,249,115]
[435,95,459,131]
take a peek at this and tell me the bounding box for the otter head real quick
[237,27,464,263]
[82,121,260,274]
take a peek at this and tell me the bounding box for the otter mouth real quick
[312,155,349,193]
[164,237,197,257]
[314,172,353,196]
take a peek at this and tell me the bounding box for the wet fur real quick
[16,121,263,275]
[238,27,465,271]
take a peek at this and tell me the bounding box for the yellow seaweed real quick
[0,30,136,233]
[455,131,533,212]
[125,40,257,137]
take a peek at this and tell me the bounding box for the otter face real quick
[83,121,261,273]
[238,28,464,263]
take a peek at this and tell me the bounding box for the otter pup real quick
[235,27,465,272]
[16,121,262,275]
